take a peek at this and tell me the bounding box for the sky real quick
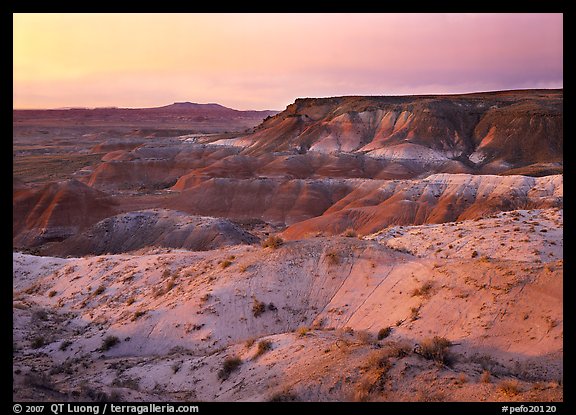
[13,13,563,110]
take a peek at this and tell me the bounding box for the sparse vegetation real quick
[254,339,273,358]
[59,340,72,351]
[131,310,147,321]
[411,281,433,297]
[342,228,357,238]
[220,260,232,269]
[377,327,392,340]
[499,379,521,396]
[171,361,182,374]
[48,290,57,298]
[417,336,453,365]
[409,306,421,321]
[325,250,340,265]
[268,390,299,402]
[32,309,49,321]
[101,335,120,351]
[471,250,479,258]
[261,235,283,249]
[252,299,266,317]
[30,335,46,349]
[356,330,374,345]
[353,348,393,401]
[94,285,106,295]
[218,356,242,380]
[23,371,53,389]
[296,327,309,337]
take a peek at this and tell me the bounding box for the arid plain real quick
[13,90,563,402]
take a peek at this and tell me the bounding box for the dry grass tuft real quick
[218,356,242,380]
[261,236,284,249]
[254,340,273,358]
[498,379,521,396]
[417,336,452,365]
[411,281,434,297]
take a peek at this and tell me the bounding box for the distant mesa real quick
[238,89,562,176]
[159,102,228,110]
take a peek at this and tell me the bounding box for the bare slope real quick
[13,179,117,248]
[282,173,562,239]
[13,208,562,402]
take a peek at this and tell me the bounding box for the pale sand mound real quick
[40,209,258,256]
[13,208,562,401]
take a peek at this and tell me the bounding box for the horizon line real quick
[12,87,563,112]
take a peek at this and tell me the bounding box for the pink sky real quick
[13,13,563,110]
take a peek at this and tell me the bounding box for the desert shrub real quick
[31,336,46,349]
[410,306,421,321]
[24,371,53,389]
[255,340,273,358]
[325,251,340,265]
[220,260,232,269]
[498,379,521,396]
[353,351,393,401]
[381,340,412,359]
[342,228,357,238]
[261,236,284,249]
[411,281,433,297]
[111,377,140,391]
[356,330,374,345]
[296,327,309,337]
[126,297,136,306]
[59,340,73,351]
[94,285,106,295]
[377,327,392,340]
[165,278,176,292]
[101,335,120,351]
[245,338,255,348]
[415,389,446,402]
[365,350,392,370]
[171,361,182,374]
[417,336,453,365]
[455,373,468,384]
[48,290,57,298]
[132,310,147,321]
[471,250,479,258]
[268,390,299,402]
[252,299,266,317]
[32,309,49,322]
[200,293,212,303]
[218,356,242,380]
[481,370,491,383]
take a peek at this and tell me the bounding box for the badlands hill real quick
[234,89,562,176]
[40,209,258,257]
